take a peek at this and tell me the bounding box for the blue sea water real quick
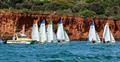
[0,41,120,62]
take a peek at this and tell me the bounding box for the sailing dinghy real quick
[39,20,47,43]
[32,21,39,41]
[47,21,54,42]
[56,20,70,42]
[103,23,115,43]
[47,21,58,43]
[88,21,101,43]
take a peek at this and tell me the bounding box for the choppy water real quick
[0,41,120,62]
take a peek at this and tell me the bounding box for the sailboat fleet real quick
[4,19,116,44]
[31,19,115,44]
[32,19,70,43]
[88,21,116,43]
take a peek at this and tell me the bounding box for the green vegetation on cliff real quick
[0,0,120,19]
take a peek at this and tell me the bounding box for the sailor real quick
[106,41,110,43]
[12,35,16,40]
[102,38,105,43]
[92,39,95,43]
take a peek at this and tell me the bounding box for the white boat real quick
[56,20,70,42]
[103,23,115,43]
[47,21,54,42]
[88,21,101,43]
[39,20,47,43]
[32,22,39,41]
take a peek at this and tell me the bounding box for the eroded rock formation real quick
[0,12,119,40]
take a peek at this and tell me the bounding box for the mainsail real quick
[32,23,39,41]
[47,21,54,42]
[88,21,101,43]
[103,23,115,43]
[57,20,70,42]
[64,31,70,42]
[39,20,47,43]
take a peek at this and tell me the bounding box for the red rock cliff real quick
[0,12,120,40]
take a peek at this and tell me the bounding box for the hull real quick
[6,40,36,44]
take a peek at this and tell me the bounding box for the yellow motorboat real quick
[6,33,36,44]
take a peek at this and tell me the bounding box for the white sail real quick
[103,23,107,39]
[103,23,115,43]
[96,33,101,43]
[57,20,65,41]
[53,32,58,43]
[64,31,70,42]
[56,20,70,42]
[32,24,39,41]
[39,20,47,43]
[47,21,54,42]
[88,21,101,43]
[103,23,110,42]
[110,32,115,42]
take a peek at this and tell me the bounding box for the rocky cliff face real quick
[0,12,120,40]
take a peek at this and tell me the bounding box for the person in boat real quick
[106,41,110,43]
[92,39,96,43]
[12,34,17,40]
[102,38,110,43]
[102,38,105,43]
[58,40,64,43]
[0,38,7,44]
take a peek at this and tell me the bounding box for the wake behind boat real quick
[88,21,101,43]
[103,23,115,43]
[56,19,70,43]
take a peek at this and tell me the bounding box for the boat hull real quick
[6,40,36,44]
